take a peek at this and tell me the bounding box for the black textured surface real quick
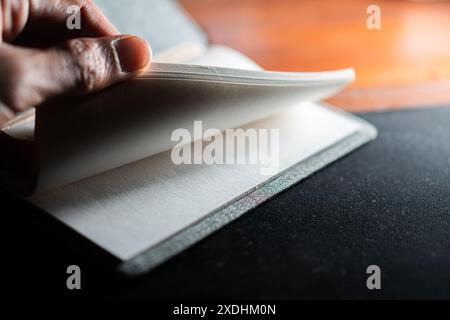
[1,106,450,299]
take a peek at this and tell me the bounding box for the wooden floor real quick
[181,0,450,112]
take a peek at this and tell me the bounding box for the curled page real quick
[3,63,354,194]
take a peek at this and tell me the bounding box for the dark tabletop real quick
[2,106,450,299]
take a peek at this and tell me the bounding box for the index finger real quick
[5,0,119,45]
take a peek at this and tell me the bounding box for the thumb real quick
[0,35,151,114]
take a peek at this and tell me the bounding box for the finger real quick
[2,0,119,44]
[0,0,30,42]
[0,35,151,113]
[28,0,119,36]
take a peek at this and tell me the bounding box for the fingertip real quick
[113,36,152,74]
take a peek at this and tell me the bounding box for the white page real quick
[182,45,262,70]
[30,102,363,261]
[34,63,354,193]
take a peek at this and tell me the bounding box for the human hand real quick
[0,0,151,128]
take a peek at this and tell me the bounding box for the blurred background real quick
[180,0,450,111]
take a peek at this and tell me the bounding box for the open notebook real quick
[0,1,377,275]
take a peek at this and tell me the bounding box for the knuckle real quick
[0,60,29,112]
[64,38,113,93]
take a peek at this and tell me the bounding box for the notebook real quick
[0,0,377,275]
